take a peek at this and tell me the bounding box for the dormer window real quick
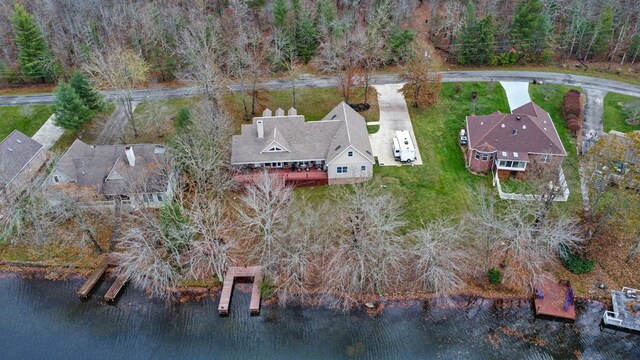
[268,146,283,152]
[53,175,60,183]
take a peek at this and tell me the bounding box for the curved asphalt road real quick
[1,71,639,106]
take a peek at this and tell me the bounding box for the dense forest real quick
[0,0,639,86]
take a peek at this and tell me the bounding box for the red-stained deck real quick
[534,279,576,320]
[234,168,328,187]
[218,266,263,316]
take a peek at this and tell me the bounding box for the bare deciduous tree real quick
[411,219,469,298]
[237,170,293,275]
[83,48,149,138]
[320,184,406,310]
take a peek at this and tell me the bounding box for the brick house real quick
[466,102,566,179]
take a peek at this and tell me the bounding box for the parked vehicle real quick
[459,129,468,145]
[393,130,416,163]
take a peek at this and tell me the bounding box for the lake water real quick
[0,277,638,359]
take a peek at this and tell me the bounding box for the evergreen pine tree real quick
[457,1,478,65]
[296,13,318,63]
[53,82,92,130]
[591,5,614,58]
[273,0,288,28]
[11,4,53,82]
[174,108,192,131]
[69,71,105,112]
[510,0,549,62]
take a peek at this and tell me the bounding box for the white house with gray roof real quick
[0,130,47,204]
[231,102,374,185]
[44,139,175,208]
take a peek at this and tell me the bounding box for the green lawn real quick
[51,103,116,153]
[224,87,379,132]
[528,83,583,213]
[603,93,640,133]
[371,82,508,223]
[0,105,52,141]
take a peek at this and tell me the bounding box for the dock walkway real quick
[77,255,128,301]
[534,279,576,320]
[218,266,263,315]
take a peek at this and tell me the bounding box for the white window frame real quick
[348,151,353,157]
[360,165,366,171]
[337,166,348,174]
[540,154,552,163]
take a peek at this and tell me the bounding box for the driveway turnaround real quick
[500,82,532,111]
[369,84,423,166]
[31,114,64,151]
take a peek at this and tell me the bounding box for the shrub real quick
[259,277,275,297]
[562,252,595,274]
[566,119,581,133]
[563,90,582,118]
[488,268,502,285]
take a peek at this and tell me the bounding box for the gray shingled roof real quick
[50,139,171,195]
[231,102,374,165]
[466,102,566,158]
[0,130,44,188]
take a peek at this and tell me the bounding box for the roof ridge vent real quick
[516,116,521,120]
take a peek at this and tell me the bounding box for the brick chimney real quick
[125,145,136,167]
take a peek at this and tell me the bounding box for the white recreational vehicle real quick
[393,130,416,163]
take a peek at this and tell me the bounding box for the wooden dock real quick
[77,255,128,301]
[218,266,263,316]
[603,287,640,332]
[104,273,129,302]
[534,279,576,320]
[77,256,112,298]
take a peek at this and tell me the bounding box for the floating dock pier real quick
[603,287,640,332]
[534,279,576,320]
[218,266,263,316]
[77,255,128,301]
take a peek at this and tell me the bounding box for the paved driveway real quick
[369,84,423,166]
[31,114,64,151]
[500,81,532,111]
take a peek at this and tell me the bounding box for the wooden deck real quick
[234,168,328,187]
[534,279,576,320]
[218,266,263,316]
[77,255,128,301]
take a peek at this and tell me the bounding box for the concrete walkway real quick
[97,102,139,144]
[500,82,532,111]
[31,114,64,151]
[369,84,423,166]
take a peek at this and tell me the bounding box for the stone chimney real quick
[257,120,264,139]
[125,145,136,167]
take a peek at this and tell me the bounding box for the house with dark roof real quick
[232,102,374,185]
[466,102,567,179]
[44,140,175,207]
[0,130,47,203]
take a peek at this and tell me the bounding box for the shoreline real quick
[0,265,612,313]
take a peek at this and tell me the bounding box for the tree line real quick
[430,0,640,65]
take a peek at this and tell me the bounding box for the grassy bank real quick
[0,105,52,141]
[368,82,508,224]
[603,93,640,133]
[528,83,583,213]
[224,86,379,131]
